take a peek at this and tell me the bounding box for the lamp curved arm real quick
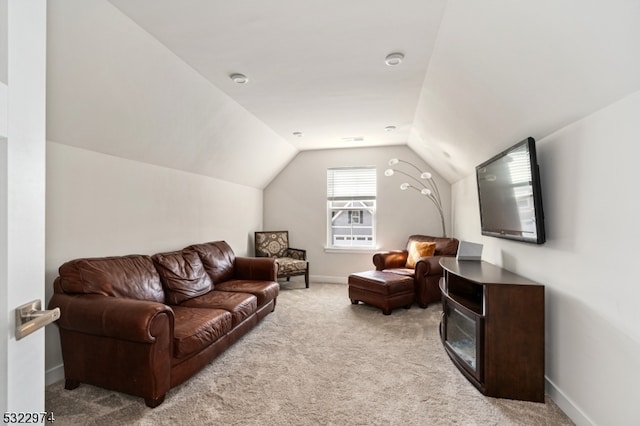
[389,158,424,176]
[389,158,447,237]
[389,158,442,206]
[387,169,428,190]
[425,192,446,237]
[424,176,442,207]
[402,184,447,237]
[420,188,442,211]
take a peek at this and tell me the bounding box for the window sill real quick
[324,246,380,254]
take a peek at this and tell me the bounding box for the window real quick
[327,167,376,248]
[349,210,363,224]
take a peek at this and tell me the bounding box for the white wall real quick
[452,90,640,426]
[44,142,263,382]
[47,0,296,190]
[263,145,450,283]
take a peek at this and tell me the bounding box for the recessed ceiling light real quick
[385,52,404,66]
[341,137,364,142]
[293,132,303,137]
[384,125,397,132]
[230,73,249,84]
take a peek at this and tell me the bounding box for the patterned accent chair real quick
[255,231,309,288]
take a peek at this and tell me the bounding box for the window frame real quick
[326,166,377,250]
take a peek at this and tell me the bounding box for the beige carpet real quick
[46,282,573,425]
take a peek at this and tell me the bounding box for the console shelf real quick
[439,258,545,402]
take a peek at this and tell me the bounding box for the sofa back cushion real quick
[58,255,165,303]
[406,235,459,257]
[186,241,236,284]
[255,231,289,258]
[152,249,213,305]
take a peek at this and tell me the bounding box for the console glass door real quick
[446,304,478,372]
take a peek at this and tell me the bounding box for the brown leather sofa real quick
[48,241,279,408]
[372,235,459,307]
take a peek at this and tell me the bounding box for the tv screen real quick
[476,137,545,244]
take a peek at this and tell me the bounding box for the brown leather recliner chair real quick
[372,235,459,307]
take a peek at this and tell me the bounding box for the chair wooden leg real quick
[305,270,309,288]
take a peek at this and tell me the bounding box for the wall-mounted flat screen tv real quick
[476,137,545,244]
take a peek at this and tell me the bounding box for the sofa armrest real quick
[49,293,173,343]
[286,248,306,260]
[234,256,277,281]
[373,250,408,270]
[414,255,446,278]
[48,292,173,408]
[413,255,456,307]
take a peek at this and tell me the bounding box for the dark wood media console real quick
[439,258,545,402]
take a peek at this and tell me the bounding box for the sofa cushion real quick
[152,249,213,304]
[181,290,257,327]
[275,257,307,275]
[171,306,232,360]
[215,280,280,308]
[58,255,164,303]
[187,241,236,284]
[383,268,415,278]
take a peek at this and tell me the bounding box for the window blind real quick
[327,167,377,200]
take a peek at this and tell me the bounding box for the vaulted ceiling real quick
[46,0,640,188]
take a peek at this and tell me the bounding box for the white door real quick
[0,0,47,414]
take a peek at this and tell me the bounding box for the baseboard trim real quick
[46,363,64,386]
[545,376,594,426]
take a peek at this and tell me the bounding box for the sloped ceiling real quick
[47,0,640,188]
[410,1,640,182]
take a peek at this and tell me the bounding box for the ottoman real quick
[348,270,414,315]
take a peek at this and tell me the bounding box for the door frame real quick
[1,0,47,413]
